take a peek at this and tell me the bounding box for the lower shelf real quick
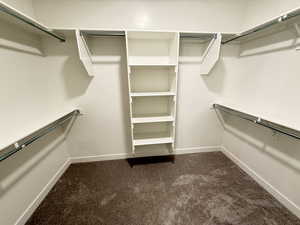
[130,92,176,97]
[132,115,174,123]
[133,137,173,146]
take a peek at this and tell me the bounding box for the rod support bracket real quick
[255,117,262,123]
[14,142,19,149]
[294,23,300,36]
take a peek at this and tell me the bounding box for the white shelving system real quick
[125,31,180,154]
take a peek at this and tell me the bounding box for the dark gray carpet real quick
[25,152,300,225]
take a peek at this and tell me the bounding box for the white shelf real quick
[129,63,177,67]
[0,1,65,41]
[132,115,174,124]
[0,108,78,152]
[133,137,173,146]
[131,92,175,97]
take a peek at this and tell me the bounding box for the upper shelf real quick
[126,31,179,67]
[0,1,65,42]
[0,109,80,161]
[222,7,300,44]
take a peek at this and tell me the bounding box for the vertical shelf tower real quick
[126,31,180,154]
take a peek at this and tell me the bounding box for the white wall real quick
[219,0,300,217]
[60,36,132,158]
[176,39,239,150]
[0,18,74,225]
[0,131,69,225]
[220,26,300,217]
[32,0,245,32]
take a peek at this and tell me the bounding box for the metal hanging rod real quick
[180,33,217,39]
[0,110,80,162]
[0,2,66,42]
[81,31,125,37]
[213,104,300,140]
[222,8,300,44]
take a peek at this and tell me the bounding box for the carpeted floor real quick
[25,152,300,225]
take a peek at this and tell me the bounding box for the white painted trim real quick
[175,146,221,154]
[221,146,300,219]
[71,146,221,164]
[14,159,72,225]
[71,153,131,163]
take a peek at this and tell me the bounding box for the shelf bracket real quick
[294,23,300,37]
[200,33,222,75]
[75,30,94,77]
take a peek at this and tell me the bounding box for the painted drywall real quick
[0,131,69,225]
[32,0,245,32]
[176,39,239,149]
[65,36,132,157]
[242,0,300,30]
[0,20,74,225]
[1,0,36,19]
[220,27,300,216]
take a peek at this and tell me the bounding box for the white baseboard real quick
[71,146,221,164]
[221,146,300,219]
[14,159,72,225]
[175,146,221,154]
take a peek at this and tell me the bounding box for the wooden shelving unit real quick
[126,31,180,154]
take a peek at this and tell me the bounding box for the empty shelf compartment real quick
[132,97,175,119]
[127,31,179,66]
[130,66,177,93]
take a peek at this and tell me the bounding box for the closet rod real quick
[180,33,217,39]
[213,104,300,140]
[0,2,66,42]
[81,31,126,37]
[0,110,80,162]
[222,8,300,44]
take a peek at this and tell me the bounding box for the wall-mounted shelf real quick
[0,1,65,42]
[222,7,300,44]
[214,104,300,140]
[0,109,80,162]
[75,29,125,76]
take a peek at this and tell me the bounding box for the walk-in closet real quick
[1,0,300,224]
